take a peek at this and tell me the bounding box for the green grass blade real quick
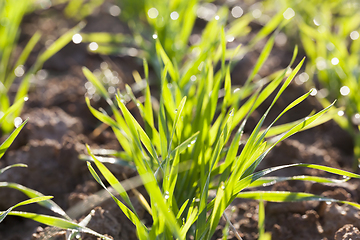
[246,34,275,84]
[169,131,199,159]
[83,67,111,102]
[0,97,26,126]
[248,175,350,188]
[0,196,53,223]
[0,163,27,174]
[6,31,41,88]
[237,191,360,210]
[0,119,27,158]
[36,22,86,69]
[0,182,70,220]
[86,145,136,212]
[87,161,149,235]
[258,197,265,238]
[116,94,159,165]
[6,211,112,239]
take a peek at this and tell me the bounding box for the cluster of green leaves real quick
[83,4,360,239]
[262,0,360,169]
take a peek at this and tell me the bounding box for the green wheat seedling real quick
[82,19,360,239]
[261,0,360,169]
[78,0,298,81]
[0,0,85,133]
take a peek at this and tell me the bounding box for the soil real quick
[1,1,360,240]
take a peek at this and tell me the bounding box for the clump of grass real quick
[83,5,360,239]
[261,0,360,169]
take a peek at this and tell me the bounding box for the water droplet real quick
[252,9,262,19]
[24,97,29,101]
[148,8,159,19]
[190,75,197,81]
[233,88,240,93]
[152,33,158,39]
[352,113,360,125]
[299,72,309,83]
[167,83,173,89]
[85,81,93,90]
[340,86,350,96]
[72,34,82,44]
[316,57,327,70]
[231,6,243,18]
[14,65,25,77]
[226,35,235,42]
[313,17,321,26]
[100,62,108,70]
[187,144,191,148]
[337,110,344,116]
[327,42,335,51]
[190,139,196,144]
[90,209,96,214]
[331,57,339,65]
[275,32,287,47]
[127,47,138,57]
[229,109,234,116]
[221,185,225,190]
[326,201,332,205]
[14,117,23,128]
[89,42,98,51]
[170,11,179,20]
[196,3,217,21]
[350,31,359,40]
[310,88,317,96]
[198,61,204,71]
[164,191,169,199]
[36,69,48,80]
[214,15,220,20]
[109,5,121,16]
[175,109,178,113]
[108,86,116,94]
[75,233,81,239]
[283,8,295,20]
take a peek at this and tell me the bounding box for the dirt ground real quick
[1,2,360,240]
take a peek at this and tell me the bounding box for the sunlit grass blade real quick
[83,67,112,104]
[87,161,149,236]
[36,22,86,69]
[237,191,360,210]
[0,97,26,126]
[169,131,199,159]
[86,145,137,212]
[116,94,159,165]
[6,31,41,88]
[0,196,53,223]
[248,175,350,188]
[0,164,27,175]
[246,34,275,84]
[0,182,70,220]
[165,96,187,163]
[6,211,112,240]
[156,39,179,81]
[0,119,27,158]
[258,197,265,239]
